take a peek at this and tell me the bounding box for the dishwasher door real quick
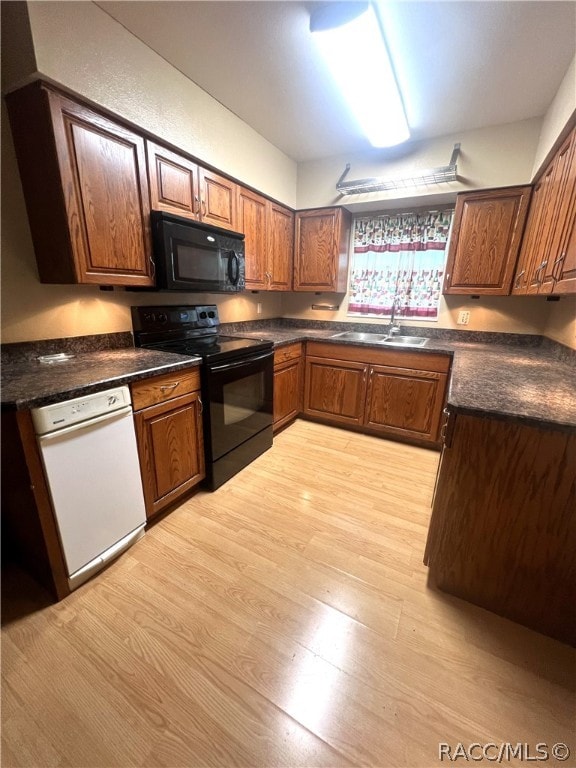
[37,406,146,585]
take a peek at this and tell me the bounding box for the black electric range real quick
[131,305,272,361]
[131,305,274,490]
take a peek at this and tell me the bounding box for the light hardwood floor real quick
[2,420,574,767]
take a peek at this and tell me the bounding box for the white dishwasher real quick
[31,385,147,591]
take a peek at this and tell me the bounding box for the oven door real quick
[203,350,274,462]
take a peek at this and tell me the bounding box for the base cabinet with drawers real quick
[303,342,450,445]
[273,343,303,432]
[131,369,205,520]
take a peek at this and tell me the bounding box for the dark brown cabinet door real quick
[7,83,154,286]
[512,170,554,294]
[554,211,576,293]
[239,187,268,289]
[134,391,205,520]
[425,412,576,645]
[199,167,237,230]
[267,201,294,291]
[147,140,199,219]
[294,207,352,291]
[273,344,302,432]
[513,127,576,296]
[365,365,447,443]
[304,356,367,425]
[534,132,576,293]
[444,186,531,295]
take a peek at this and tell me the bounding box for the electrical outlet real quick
[256,302,262,315]
[457,310,470,325]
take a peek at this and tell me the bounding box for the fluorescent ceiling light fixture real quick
[310,2,409,148]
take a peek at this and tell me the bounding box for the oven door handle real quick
[209,350,273,373]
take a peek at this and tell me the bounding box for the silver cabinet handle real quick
[160,382,179,392]
[514,269,525,289]
[533,260,548,285]
[198,396,203,414]
[552,253,566,283]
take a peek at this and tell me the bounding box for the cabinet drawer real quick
[274,342,302,366]
[131,368,201,410]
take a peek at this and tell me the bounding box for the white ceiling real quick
[97,1,576,163]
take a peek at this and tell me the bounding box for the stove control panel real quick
[131,305,220,333]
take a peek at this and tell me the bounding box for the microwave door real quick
[172,237,220,290]
[226,250,240,286]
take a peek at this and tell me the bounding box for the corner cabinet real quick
[131,369,205,521]
[6,82,154,286]
[273,343,303,432]
[304,342,450,446]
[443,186,531,295]
[512,127,576,295]
[294,207,352,292]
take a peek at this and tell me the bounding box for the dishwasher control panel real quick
[31,386,133,436]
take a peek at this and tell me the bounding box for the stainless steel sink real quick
[330,331,389,342]
[380,336,428,347]
[330,331,428,347]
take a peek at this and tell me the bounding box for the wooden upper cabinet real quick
[443,186,531,295]
[511,169,554,294]
[147,141,238,231]
[240,191,294,291]
[267,201,294,290]
[294,207,352,292]
[513,127,576,295]
[238,187,268,289]
[198,167,237,230]
[146,140,199,219]
[554,206,576,293]
[6,82,154,286]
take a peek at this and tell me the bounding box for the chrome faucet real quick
[388,296,401,336]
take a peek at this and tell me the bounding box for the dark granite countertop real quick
[3,324,574,430]
[1,348,201,410]
[224,325,576,431]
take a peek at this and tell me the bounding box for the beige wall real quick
[296,119,542,211]
[23,1,297,206]
[544,299,576,349]
[532,54,576,177]
[281,291,553,336]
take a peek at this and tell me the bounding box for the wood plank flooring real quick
[2,419,575,767]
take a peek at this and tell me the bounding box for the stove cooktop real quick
[131,305,273,363]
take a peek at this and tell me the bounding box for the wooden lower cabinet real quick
[365,365,447,442]
[273,343,303,432]
[304,357,367,426]
[303,342,450,446]
[425,411,576,645]
[131,370,205,520]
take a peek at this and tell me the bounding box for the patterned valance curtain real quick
[348,210,454,319]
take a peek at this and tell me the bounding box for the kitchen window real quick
[347,210,454,320]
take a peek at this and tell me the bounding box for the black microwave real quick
[151,211,245,292]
